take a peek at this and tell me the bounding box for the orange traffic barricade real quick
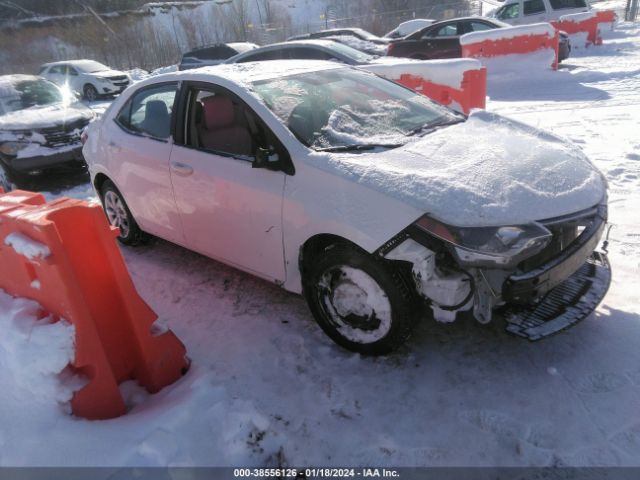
[0,188,190,420]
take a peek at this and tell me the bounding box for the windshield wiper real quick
[316,143,404,153]
[408,116,465,137]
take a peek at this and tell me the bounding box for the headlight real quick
[0,141,30,156]
[414,215,552,268]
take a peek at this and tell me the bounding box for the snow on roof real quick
[162,59,345,85]
[460,22,556,46]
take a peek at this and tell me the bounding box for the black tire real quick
[0,162,15,192]
[83,84,99,102]
[302,242,420,355]
[100,180,147,245]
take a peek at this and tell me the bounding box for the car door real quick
[422,22,463,58]
[168,82,288,282]
[45,65,65,86]
[495,2,523,24]
[522,0,548,23]
[65,65,83,93]
[106,82,184,243]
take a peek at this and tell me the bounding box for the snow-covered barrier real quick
[0,188,190,420]
[595,9,617,33]
[460,23,560,71]
[363,59,487,114]
[551,11,601,48]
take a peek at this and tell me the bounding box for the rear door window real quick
[427,24,457,38]
[524,0,546,14]
[236,49,285,62]
[468,21,495,32]
[116,83,178,140]
[550,0,587,9]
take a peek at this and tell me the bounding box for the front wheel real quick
[100,180,146,245]
[303,243,420,355]
[83,84,99,102]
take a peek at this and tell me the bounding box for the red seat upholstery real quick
[198,95,253,157]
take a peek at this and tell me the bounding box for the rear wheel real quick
[100,180,146,245]
[302,243,420,355]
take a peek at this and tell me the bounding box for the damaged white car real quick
[1,75,94,191]
[83,61,611,354]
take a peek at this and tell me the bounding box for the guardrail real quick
[0,188,190,420]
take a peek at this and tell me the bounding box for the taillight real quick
[387,42,396,56]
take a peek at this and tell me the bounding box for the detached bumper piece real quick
[504,252,611,341]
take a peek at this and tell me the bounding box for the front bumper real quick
[101,83,128,95]
[504,251,611,340]
[3,144,84,173]
[502,206,607,304]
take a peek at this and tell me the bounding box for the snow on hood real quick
[317,111,606,227]
[0,103,92,131]
[93,69,128,78]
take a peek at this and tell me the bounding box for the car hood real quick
[317,111,606,227]
[0,102,93,131]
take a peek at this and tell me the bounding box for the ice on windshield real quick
[0,79,63,116]
[252,68,455,150]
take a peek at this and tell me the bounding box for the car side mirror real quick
[253,146,295,175]
[253,146,279,170]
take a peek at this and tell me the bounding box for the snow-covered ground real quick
[1,14,639,469]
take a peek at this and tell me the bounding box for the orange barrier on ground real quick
[0,188,190,420]
[596,10,617,35]
[551,12,601,47]
[461,24,560,70]
[364,59,487,114]
[395,68,487,115]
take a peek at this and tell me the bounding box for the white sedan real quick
[83,61,611,354]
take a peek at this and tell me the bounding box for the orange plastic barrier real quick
[461,26,560,70]
[596,10,617,37]
[395,68,487,115]
[0,188,190,420]
[551,12,601,47]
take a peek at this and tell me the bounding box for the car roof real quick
[40,59,107,68]
[145,59,345,85]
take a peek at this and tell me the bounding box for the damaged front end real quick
[378,203,612,339]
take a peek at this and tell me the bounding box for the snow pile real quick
[365,58,482,89]
[315,110,605,226]
[460,22,556,46]
[0,290,76,426]
[4,232,51,260]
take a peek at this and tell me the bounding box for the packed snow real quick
[4,232,51,260]
[0,4,639,469]
[317,110,605,227]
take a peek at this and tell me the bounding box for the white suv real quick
[83,61,611,354]
[489,0,591,25]
[39,60,131,101]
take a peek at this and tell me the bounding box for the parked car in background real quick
[287,28,389,55]
[387,16,571,62]
[0,75,93,190]
[83,61,610,355]
[226,39,377,65]
[488,0,591,25]
[179,43,259,71]
[39,59,131,101]
[384,19,435,39]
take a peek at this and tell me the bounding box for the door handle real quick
[170,161,194,177]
